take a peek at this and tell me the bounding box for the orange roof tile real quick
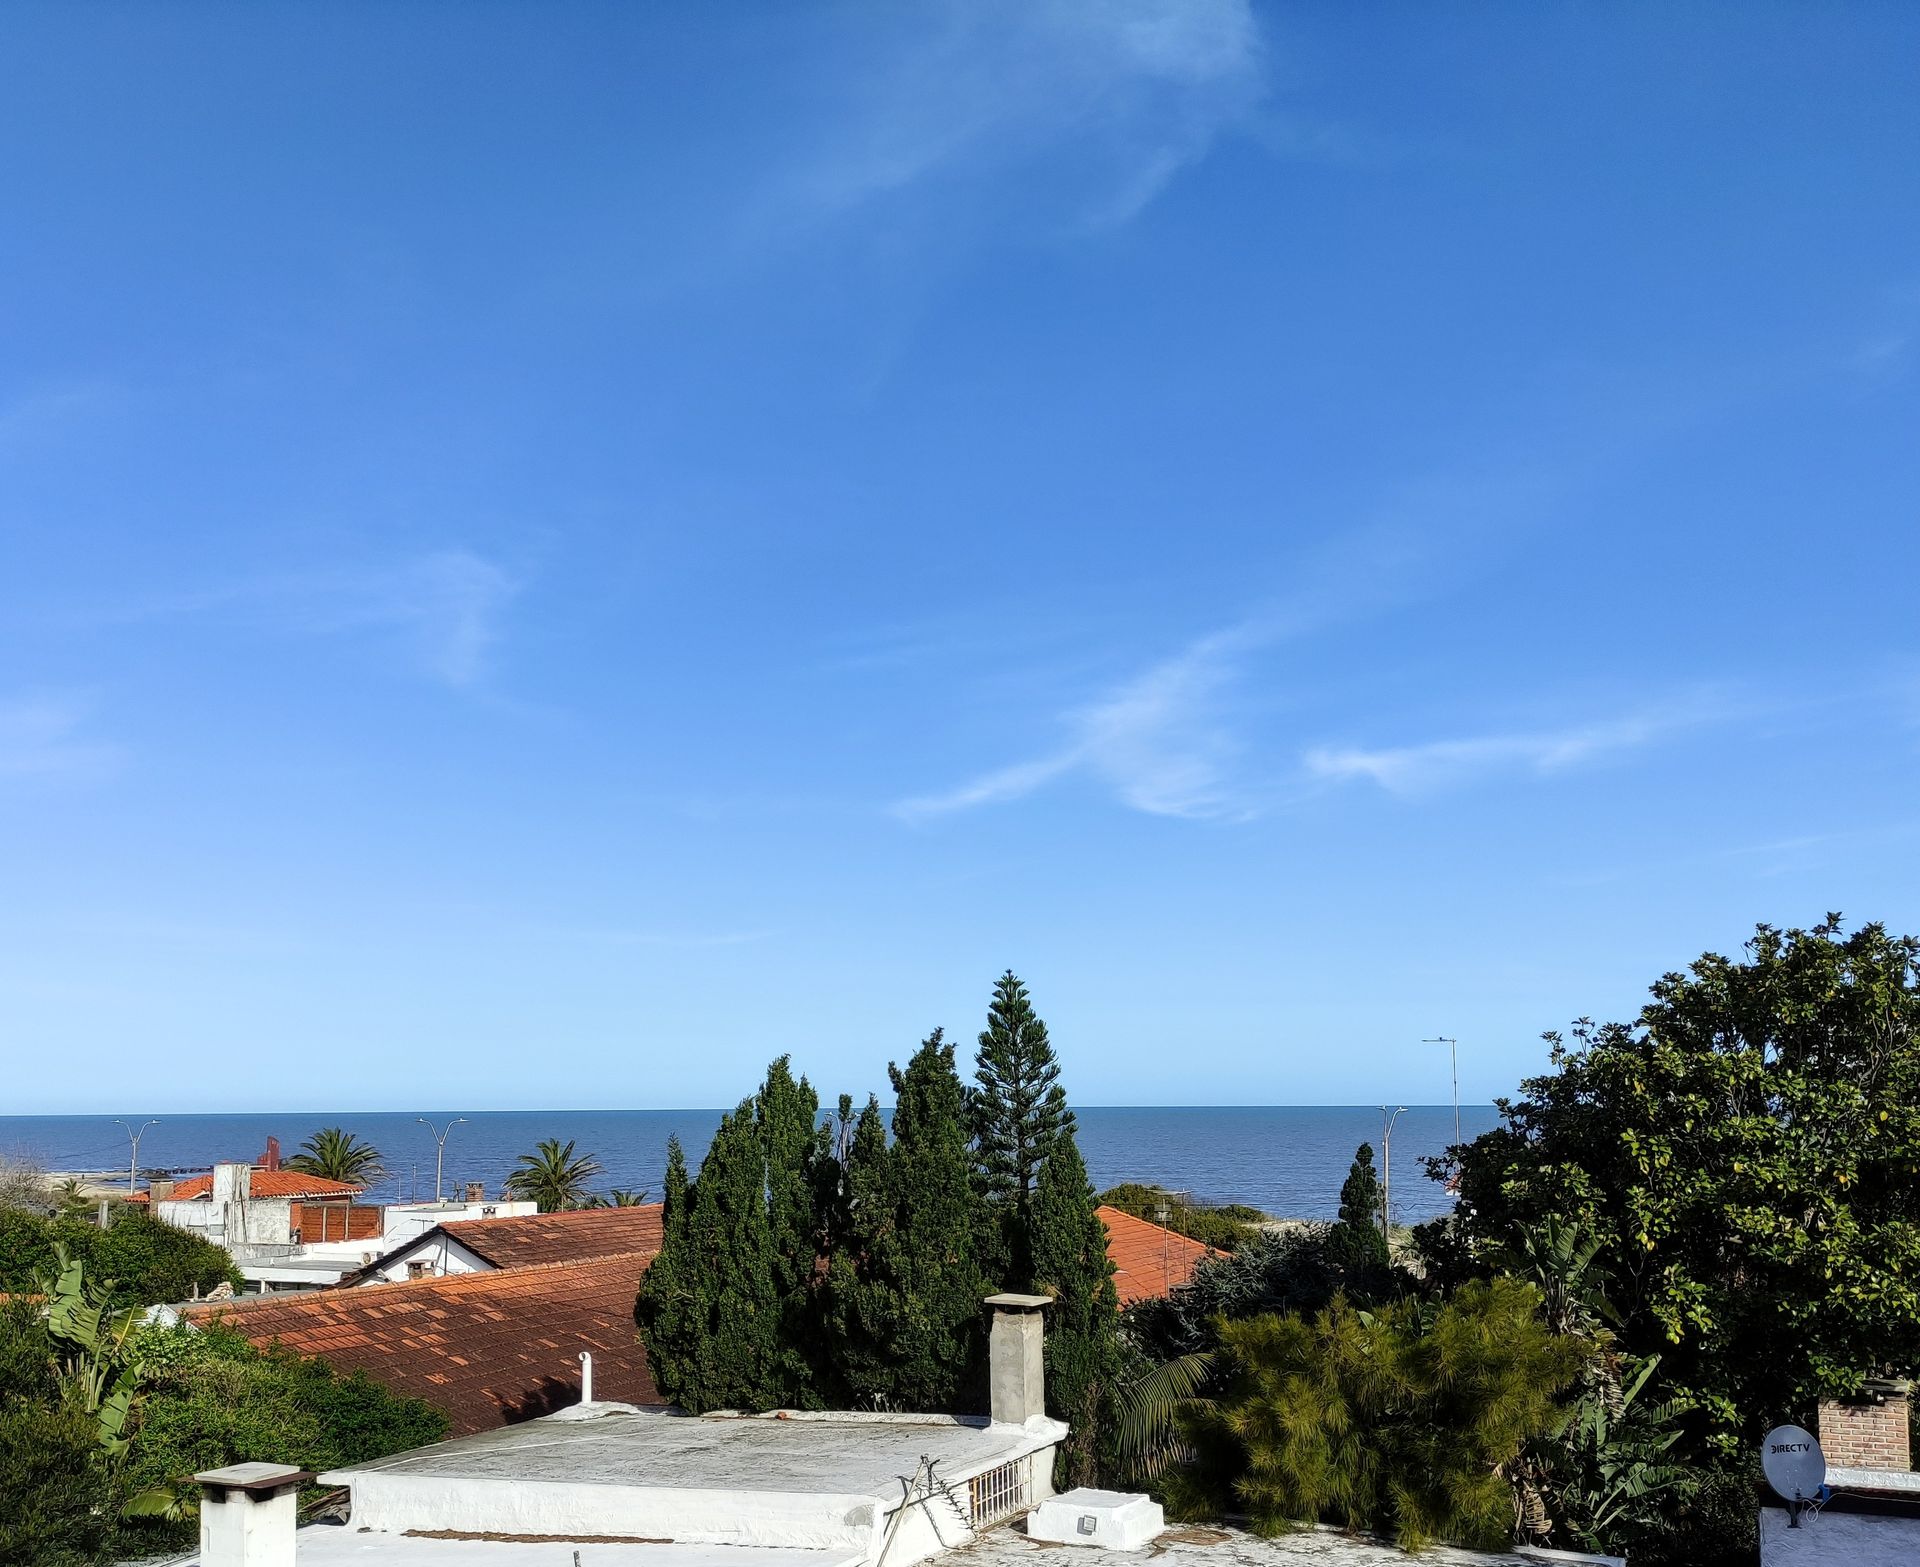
[185,1251,663,1436]
[139,1170,364,1202]
[1098,1204,1213,1306]
[441,1205,664,1268]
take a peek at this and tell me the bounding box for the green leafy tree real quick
[1169,1278,1588,1552]
[503,1138,604,1212]
[284,1127,384,1187]
[1444,918,1920,1452]
[1028,1129,1124,1488]
[1326,1144,1389,1275]
[974,970,1072,1281]
[0,1208,237,1310]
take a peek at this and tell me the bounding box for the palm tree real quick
[606,1187,649,1207]
[284,1127,384,1188]
[504,1139,604,1213]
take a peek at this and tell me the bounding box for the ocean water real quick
[0,1104,1496,1225]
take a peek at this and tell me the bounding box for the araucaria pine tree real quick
[1328,1142,1390,1275]
[971,973,1122,1485]
[973,970,1072,1281]
[1026,1126,1124,1488]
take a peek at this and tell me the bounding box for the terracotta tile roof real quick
[185,1251,663,1436]
[1098,1204,1213,1306]
[134,1170,364,1202]
[441,1205,665,1268]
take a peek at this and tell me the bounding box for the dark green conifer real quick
[819,1095,894,1408]
[634,1136,701,1406]
[1329,1142,1390,1274]
[757,1055,825,1407]
[973,971,1071,1281]
[885,1028,991,1409]
[1028,1127,1123,1489]
[636,1101,780,1412]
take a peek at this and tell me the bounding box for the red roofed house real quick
[1098,1204,1212,1306]
[348,1204,665,1284]
[185,1238,666,1435]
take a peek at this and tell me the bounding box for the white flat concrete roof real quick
[321,1406,1067,1554]
[325,1408,1051,1498]
[957,1521,1539,1566]
[172,1522,865,1567]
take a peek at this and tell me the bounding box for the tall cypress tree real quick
[634,1135,699,1404]
[635,1100,781,1412]
[1028,1127,1122,1488]
[819,1095,894,1408]
[757,1055,824,1407]
[886,1028,991,1410]
[973,971,1071,1282]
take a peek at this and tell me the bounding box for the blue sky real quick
[3,3,1917,1115]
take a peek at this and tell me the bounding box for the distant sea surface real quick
[0,1105,1497,1225]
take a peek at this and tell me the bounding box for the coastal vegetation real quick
[0,1247,443,1565]
[0,1205,238,1309]
[1109,915,1916,1565]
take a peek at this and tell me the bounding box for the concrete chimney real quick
[985,1292,1052,1427]
[194,1463,311,1567]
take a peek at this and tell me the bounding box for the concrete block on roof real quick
[1028,1488,1165,1551]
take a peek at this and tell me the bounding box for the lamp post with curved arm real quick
[1378,1105,1408,1237]
[417,1117,467,1204]
[114,1119,158,1197]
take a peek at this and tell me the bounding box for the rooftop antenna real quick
[1761,1423,1827,1528]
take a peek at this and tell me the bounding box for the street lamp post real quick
[1378,1105,1408,1237]
[416,1118,467,1204]
[114,1119,158,1197]
[1424,1037,1461,1149]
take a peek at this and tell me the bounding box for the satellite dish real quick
[1762,1424,1827,1503]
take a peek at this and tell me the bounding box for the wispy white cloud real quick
[0,696,120,783]
[896,618,1272,822]
[783,0,1266,230]
[296,549,520,688]
[1303,696,1735,795]
[70,548,522,689]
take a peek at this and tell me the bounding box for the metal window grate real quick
[969,1459,1029,1529]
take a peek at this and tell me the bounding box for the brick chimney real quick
[464,1181,485,1203]
[1819,1378,1912,1472]
[195,1463,311,1567]
[985,1293,1051,1426]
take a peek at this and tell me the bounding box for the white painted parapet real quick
[194,1462,311,1567]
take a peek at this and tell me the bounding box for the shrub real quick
[0,1206,237,1310]
[0,1402,115,1567]
[1169,1278,1587,1552]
